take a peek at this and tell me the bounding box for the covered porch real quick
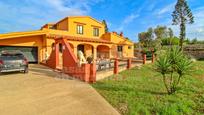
[44,35,144,82]
[46,35,115,71]
[48,35,114,62]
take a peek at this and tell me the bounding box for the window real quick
[77,25,83,34]
[93,28,99,36]
[128,46,132,49]
[49,25,57,29]
[117,46,123,52]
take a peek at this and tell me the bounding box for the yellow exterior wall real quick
[0,35,44,62]
[123,45,134,57]
[55,17,105,39]
[56,18,68,31]
[109,33,133,45]
[101,33,111,41]
[68,17,105,39]
[45,38,55,59]
[101,33,134,58]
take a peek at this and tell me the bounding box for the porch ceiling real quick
[47,34,113,44]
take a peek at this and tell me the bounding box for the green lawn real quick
[92,61,204,115]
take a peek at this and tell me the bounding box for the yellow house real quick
[0,16,134,64]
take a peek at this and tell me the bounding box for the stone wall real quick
[184,45,204,59]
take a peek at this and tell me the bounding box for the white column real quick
[93,47,97,61]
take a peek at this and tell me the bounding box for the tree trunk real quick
[163,75,170,94]
[180,21,186,50]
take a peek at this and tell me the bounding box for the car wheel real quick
[24,67,28,73]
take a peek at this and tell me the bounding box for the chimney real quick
[119,32,123,37]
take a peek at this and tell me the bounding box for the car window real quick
[1,53,12,56]
[14,53,24,58]
[0,53,24,58]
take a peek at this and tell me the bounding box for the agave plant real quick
[155,46,192,94]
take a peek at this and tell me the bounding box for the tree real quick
[154,26,168,39]
[172,0,194,49]
[102,20,109,33]
[125,37,129,40]
[185,38,190,44]
[138,28,154,48]
[161,37,179,45]
[154,26,169,49]
[138,32,148,47]
[146,27,154,39]
[155,46,192,94]
[191,38,197,44]
[168,28,174,38]
[168,28,174,45]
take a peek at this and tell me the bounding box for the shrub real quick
[155,46,192,94]
[161,37,180,46]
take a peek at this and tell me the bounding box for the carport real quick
[0,46,38,63]
[0,30,47,64]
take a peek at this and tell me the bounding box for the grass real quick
[92,61,204,115]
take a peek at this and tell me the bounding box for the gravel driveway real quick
[0,64,119,115]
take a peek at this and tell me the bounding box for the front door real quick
[117,46,123,58]
[77,45,85,54]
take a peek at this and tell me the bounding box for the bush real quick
[141,48,148,54]
[162,37,179,45]
[155,46,192,94]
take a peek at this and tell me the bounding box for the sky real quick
[0,0,204,42]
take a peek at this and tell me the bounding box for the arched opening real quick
[97,45,110,59]
[77,44,94,61]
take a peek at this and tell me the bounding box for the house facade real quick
[0,16,134,64]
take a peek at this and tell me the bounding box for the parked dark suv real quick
[0,51,28,74]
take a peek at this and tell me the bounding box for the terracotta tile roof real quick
[47,34,113,44]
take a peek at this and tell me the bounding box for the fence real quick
[184,45,204,59]
[96,53,155,80]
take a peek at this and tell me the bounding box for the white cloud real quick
[123,14,139,24]
[44,0,89,15]
[157,3,175,15]
[117,13,139,31]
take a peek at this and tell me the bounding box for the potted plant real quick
[87,55,93,64]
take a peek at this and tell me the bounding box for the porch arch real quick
[97,45,110,59]
[77,43,94,59]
